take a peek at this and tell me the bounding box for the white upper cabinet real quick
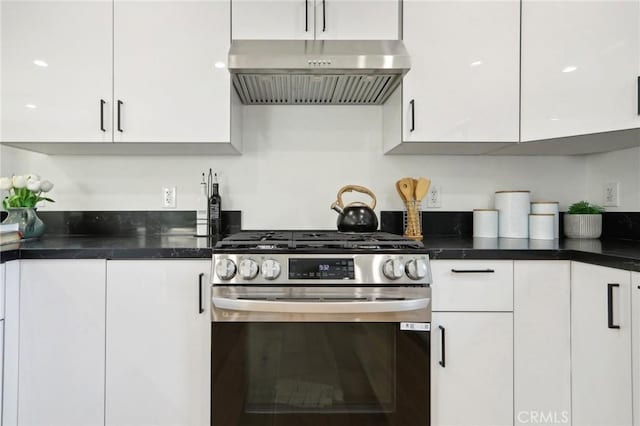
[0,0,113,142]
[114,0,231,143]
[314,0,399,40]
[402,0,520,143]
[521,0,640,141]
[232,0,314,39]
[232,0,398,40]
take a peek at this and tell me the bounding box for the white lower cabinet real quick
[105,260,211,426]
[633,272,640,426]
[16,260,107,426]
[571,262,633,426]
[431,312,513,426]
[514,261,571,426]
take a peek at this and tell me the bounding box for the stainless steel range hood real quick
[228,40,410,105]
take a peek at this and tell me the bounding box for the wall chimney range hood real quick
[228,40,410,105]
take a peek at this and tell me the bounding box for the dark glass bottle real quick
[209,174,222,239]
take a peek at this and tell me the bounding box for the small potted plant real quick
[0,174,55,239]
[564,201,604,239]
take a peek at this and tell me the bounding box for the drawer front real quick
[431,260,513,312]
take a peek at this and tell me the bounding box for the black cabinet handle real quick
[637,76,639,115]
[305,0,308,32]
[198,273,205,314]
[451,269,495,274]
[410,99,415,132]
[322,0,326,32]
[607,283,620,329]
[99,99,106,132]
[438,325,446,368]
[117,100,123,132]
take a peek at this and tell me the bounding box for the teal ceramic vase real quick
[2,208,45,239]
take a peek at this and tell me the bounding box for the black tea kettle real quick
[330,185,379,233]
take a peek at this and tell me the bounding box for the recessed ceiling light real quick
[562,66,577,73]
[214,62,225,69]
[25,104,37,109]
[470,60,483,67]
[33,59,48,68]
[550,118,559,121]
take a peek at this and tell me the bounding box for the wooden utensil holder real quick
[403,200,423,240]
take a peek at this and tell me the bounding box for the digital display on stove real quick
[289,258,355,280]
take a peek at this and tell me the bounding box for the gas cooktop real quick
[214,231,424,251]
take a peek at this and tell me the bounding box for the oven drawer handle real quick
[211,297,430,314]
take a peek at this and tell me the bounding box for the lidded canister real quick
[494,190,531,238]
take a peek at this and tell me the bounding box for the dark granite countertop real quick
[2,234,640,272]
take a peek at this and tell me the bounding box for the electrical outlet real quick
[603,182,620,207]
[426,186,442,208]
[162,187,177,208]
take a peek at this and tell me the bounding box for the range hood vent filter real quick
[232,73,397,105]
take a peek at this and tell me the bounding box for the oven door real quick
[211,286,430,426]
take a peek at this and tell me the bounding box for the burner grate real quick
[215,231,423,251]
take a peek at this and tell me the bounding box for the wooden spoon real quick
[415,178,431,202]
[399,178,420,236]
[398,178,415,202]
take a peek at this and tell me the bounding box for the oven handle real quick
[211,296,430,314]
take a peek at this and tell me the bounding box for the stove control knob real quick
[382,259,404,280]
[261,259,281,280]
[215,259,237,281]
[405,258,429,280]
[238,259,259,280]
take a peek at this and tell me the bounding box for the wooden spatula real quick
[415,178,431,202]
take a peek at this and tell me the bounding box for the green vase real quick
[2,208,46,239]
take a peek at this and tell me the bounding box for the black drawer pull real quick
[451,269,495,274]
[607,283,620,329]
[438,325,446,368]
[198,273,205,314]
[637,76,639,115]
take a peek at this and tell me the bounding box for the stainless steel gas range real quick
[210,231,432,426]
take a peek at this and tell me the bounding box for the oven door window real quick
[212,322,429,426]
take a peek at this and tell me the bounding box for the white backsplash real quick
[1,105,634,229]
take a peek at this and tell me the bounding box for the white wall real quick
[585,146,640,212]
[1,106,590,229]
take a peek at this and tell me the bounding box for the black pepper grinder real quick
[209,172,222,240]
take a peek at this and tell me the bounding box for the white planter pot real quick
[564,214,602,239]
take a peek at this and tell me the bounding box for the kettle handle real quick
[334,185,377,210]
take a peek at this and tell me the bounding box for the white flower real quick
[0,177,12,190]
[26,179,41,192]
[12,175,27,189]
[25,173,40,181]
[40,180,54,192]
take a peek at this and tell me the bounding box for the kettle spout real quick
[330,202,343,214]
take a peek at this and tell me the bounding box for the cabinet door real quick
[571,262,632,426]
[633,272,640,426]
[315,0,399,40]
[106,260,211,426]
[431,312,513,426]
[114,0,230,143]
[0,1,112,142]
[18,260,106,426]
[521,0,640,141]
[232,0,313,40]
[514,261,571,426]
[402,0,519,143]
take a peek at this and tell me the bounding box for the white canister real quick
[473,209,498,238]
[529,214,555,240]
[495,191,531,238]
[531,201,560,239]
